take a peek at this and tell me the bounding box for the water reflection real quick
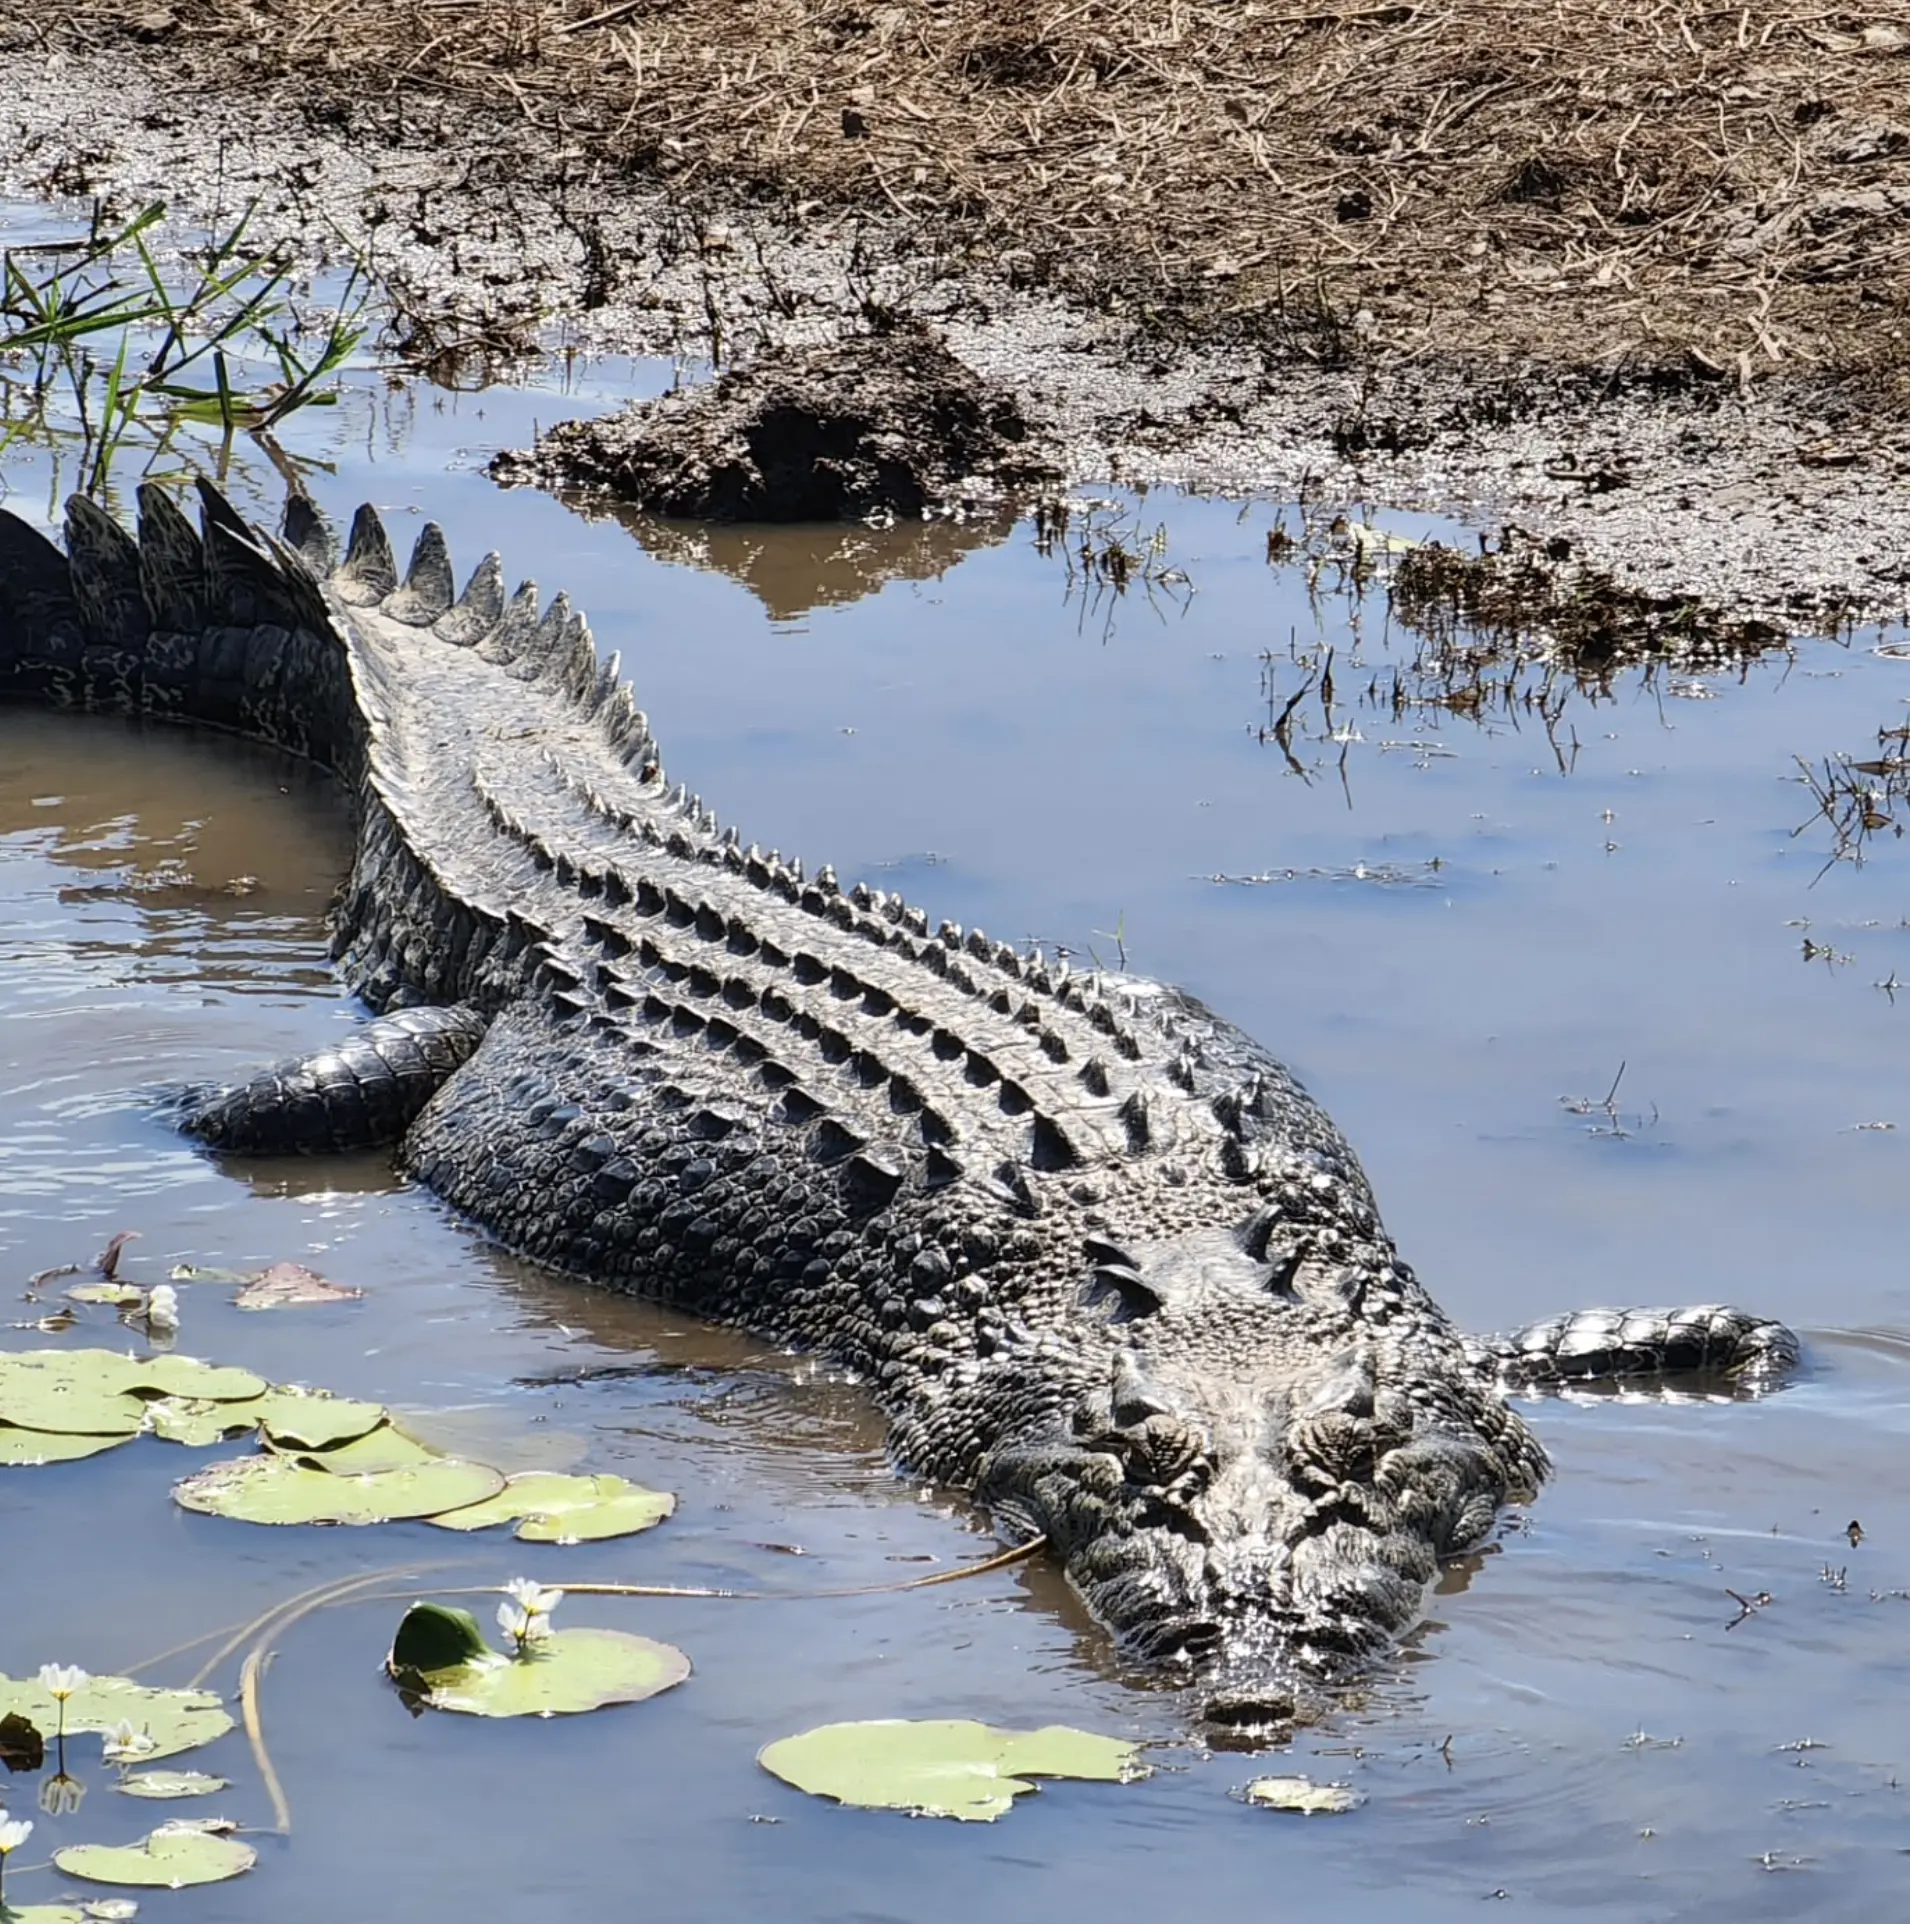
[558,491,1018,623]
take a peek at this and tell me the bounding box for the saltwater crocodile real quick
[0,482,1797,1724]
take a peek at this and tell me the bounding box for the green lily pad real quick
[295,1423,442,1476]
[145,1398,262,1448]
[387,1602,489,1674]
[0,1425,137,1466]
[116,1770,228,1800]
[0,1351,264,1437]
[426,1471,675,1542]
[128,1357,265,1403]
[252,1387,387,1451]
[391,1620,690,1719]
[0,1674,232,1763]
[1241,1775,1364,1814]
[757,1719,1147,1821]
[0,1355,145,1435]
[66,1283,145,1307]
[173,1451,505,1526]
[54,1819,255,1888]
[4,1908,141,1924]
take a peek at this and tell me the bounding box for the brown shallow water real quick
[4,320,1910,1921]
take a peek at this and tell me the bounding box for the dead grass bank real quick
[26,0,1910,382]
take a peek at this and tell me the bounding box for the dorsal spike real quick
[385,523,455,625]
[554,610,598,699]
[197,482,303,627]
[336,503,398,605]
[478,581,541,665]
[135,483,206,631]
[437,552,504,645]
[64,494,146,649]
[281,493,337,575]
[514,593,572,680]
[593,649,623,706]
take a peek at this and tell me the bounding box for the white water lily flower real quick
[144,1284,180,1332]
[38,1663,88,1701]
[496,1599,555,1653]
[501,1577,563,1618]
[0,1812,32,1852]
[102,1719,158,1762]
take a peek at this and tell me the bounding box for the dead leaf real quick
[234,1262,365,1311]
[98,1230,141,1280]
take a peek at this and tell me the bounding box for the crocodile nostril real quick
[1200,1689,1300,1751]
[1203,1689,1297,1726]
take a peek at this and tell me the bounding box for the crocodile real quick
[0,482,1798,1726]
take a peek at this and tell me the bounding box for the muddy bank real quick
[491,330,1055,520]
[1,42,1907,632]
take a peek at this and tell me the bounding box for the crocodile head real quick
[971,1225,1549,1719]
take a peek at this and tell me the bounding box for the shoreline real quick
[2,36,1906,634]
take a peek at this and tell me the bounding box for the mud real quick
[491,329,1054,521]
[2,45,1908,634]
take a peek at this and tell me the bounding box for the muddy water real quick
[5,318,1910,1921]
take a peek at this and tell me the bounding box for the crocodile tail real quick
[1467,1303,1801,1395]
[0,480,363,773]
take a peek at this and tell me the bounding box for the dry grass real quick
[36,0,1910,376]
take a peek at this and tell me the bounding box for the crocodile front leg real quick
[177,1004,491,1154]
[1466,1304,1799,1392]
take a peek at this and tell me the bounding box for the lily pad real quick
[54,1820,255,1888]
[2,1908,139,1924]
[173,1451,504,1526]
[116,1770,229,1800]
[757,1719,1146,1821]
[427,1471,675,1543]
[0,1351,264,1437]
[1241,1775,1364,1814]
[127,1357,265,1403]
[66,1283,145,1307]
[394,1625,690,1718]
[295,1423,443,1476]
[145,1399,260,1449]
[387,1602,489,1674]
[252,1387,387,1451]
[0,1425,137,1466]
[0,1355,145,1435]
[0,1674,232,1763]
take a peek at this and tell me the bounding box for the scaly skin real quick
[0,482,1798,1720]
